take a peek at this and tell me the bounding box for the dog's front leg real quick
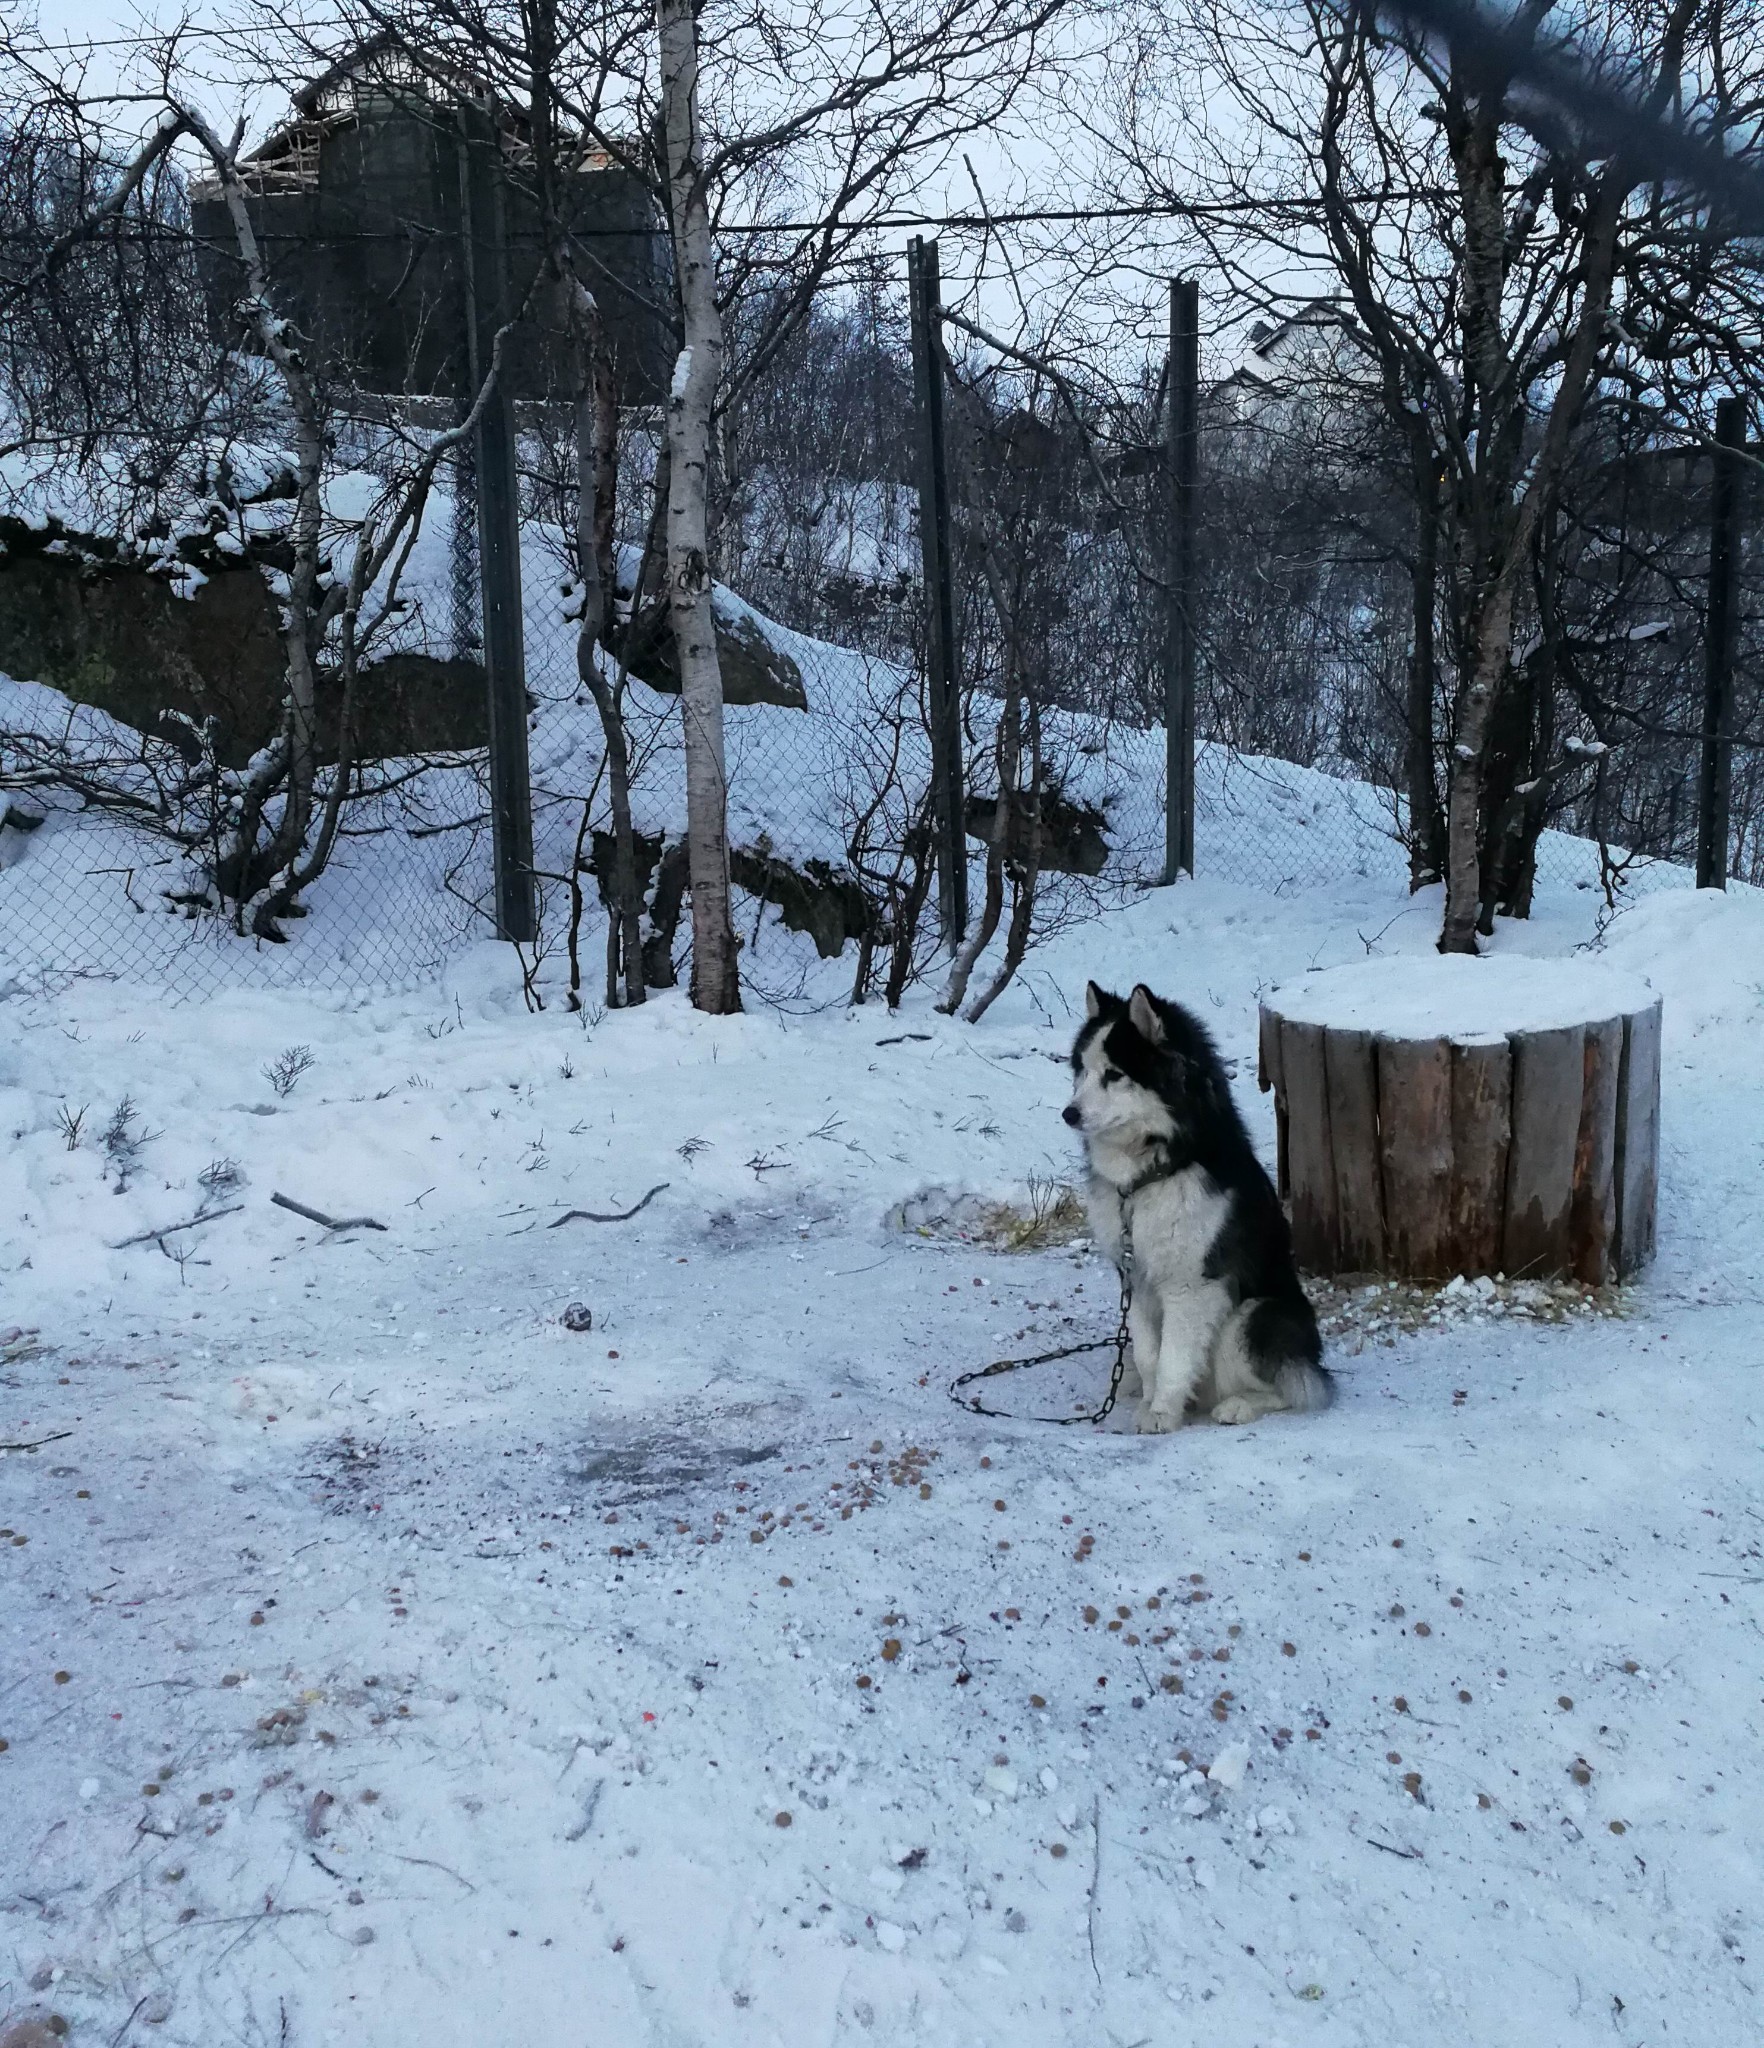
[1139,1283,1233,1433]
[1121,1286,1158,1409]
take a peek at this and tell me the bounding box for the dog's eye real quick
[1101,1067,1123,1085]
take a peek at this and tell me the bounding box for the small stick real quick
[548,1182,669,1229]
[1,1430,73,1453]
[111,1204,244,1249]
[1087,1793,1103,1986]
[272,1193,388,1232]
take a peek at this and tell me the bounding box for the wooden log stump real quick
[1257,956,1660,1283]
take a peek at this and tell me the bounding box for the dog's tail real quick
[1245,1295,1336,1412]
[1274,1358,1336,1413]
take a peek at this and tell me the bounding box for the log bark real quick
[1377,1037,1453,1278]
[1503,1024,1584,1279]
[1260,980,1659,1284]
[1615,999,1661,1279]
[658,0,742,1014]
[1325,1028,1385,1271]
[1280,1021,1338,1270]
[1570,1015,1623,1283]
[1449,1038,1512,1276]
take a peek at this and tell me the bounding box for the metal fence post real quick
[1164,277,1199,884]
[458,101,536,943]
[1697,395,1746,891]
[907,235,966,949]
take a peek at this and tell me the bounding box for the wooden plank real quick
[1614,999,1662,1279]
[1279,1019,1339,1271]
[1570,1015,1623,1284]
[1450,1037,1512,1278]
[1377,1036,1454,1278]
[1257,1004,1283,1095]
[1324,1027,1385,1271]
[1259,1004,1290,1196]
[1503,1024,1585,1278]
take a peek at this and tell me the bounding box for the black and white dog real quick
[1064,982,1332,1430]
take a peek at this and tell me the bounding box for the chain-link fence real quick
[2,285,1749,1004]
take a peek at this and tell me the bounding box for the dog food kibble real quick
[881,1639,902,1662]
[1281,1642,1297,1657]
[1083,1606,1099,1624]
[855,1675,872,1690]
[1458,1689,1473,1703]
[1414,1622,1432,1637]
[1386,1751,1402,1764]
[1029,1694,1047,1709]
[1558,1696,1575,1710]
[993,1500,1006,1512]
[774,1811,793,1828]
[1049,1842,1067,1858]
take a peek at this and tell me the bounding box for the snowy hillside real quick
[3,785,1761,2048]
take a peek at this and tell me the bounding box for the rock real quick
[625,587,808,710]
[1,2014,70,2048]
[1207,1743,1251,1791]
[965,785,1110,877]
[561,1302,594,1333]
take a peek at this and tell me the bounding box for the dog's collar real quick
[1107,1159,1174,1203]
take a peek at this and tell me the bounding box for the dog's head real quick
[1063,981,1187,1146]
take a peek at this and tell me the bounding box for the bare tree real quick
[1097,0,1764,948]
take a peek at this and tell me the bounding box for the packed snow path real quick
[4,876,1762,2047]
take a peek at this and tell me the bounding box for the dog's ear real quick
[1084,981,1108,1020]
[1127,985,1165,1044]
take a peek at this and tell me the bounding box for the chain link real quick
[948,1202,1135,1427]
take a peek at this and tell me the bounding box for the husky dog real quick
[1064,982,1332,1430]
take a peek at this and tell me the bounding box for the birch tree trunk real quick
[657,0,742,1013]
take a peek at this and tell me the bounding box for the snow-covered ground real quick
[4,837,1763,2047]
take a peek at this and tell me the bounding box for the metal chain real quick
[948,1203,1135,1427]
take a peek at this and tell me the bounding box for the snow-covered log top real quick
[1264,953,1657,1042]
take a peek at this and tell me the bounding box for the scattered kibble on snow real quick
[774,1811,793,1828]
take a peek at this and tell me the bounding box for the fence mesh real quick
[2,293,1746,1004]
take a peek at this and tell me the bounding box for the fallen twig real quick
[111,1204,244,1250]
[1366,1837,1423,1859]
[1,1431,73,1453]
[548,1182,669,1229]
[272,1192,388,1233]
[875,1032,932,1045]
[392,1851,476,1891]
[1087,1793,1104,1986]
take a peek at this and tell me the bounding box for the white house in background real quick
[1215,298,1375,451]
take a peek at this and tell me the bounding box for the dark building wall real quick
[193,94,671,405]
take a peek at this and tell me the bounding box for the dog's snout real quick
[1062,1102,1082,1128]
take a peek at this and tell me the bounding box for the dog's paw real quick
[1137,1405,1185,1434]
[1209,1395,1268,1426]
